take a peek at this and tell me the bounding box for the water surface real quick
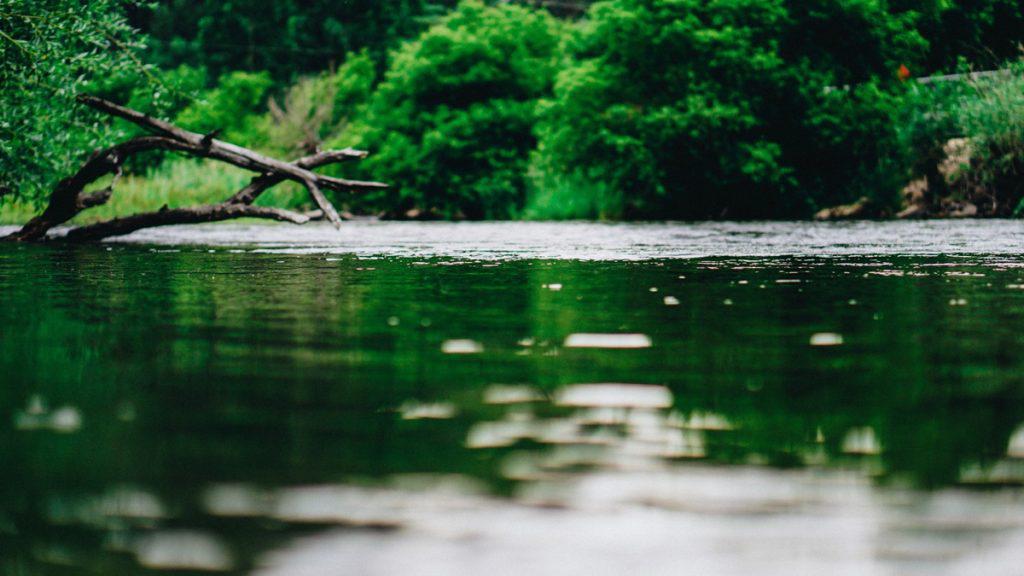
[2,221,1024,575]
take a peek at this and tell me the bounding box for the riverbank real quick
[4,198,1019,229]
[5,129,1018,229]
[10,3,1024,224]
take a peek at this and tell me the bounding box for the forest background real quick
[3,0,1024,223]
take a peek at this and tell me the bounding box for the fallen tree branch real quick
[3,96,387,242]
[78,96,385,222]
[226,148,369,205]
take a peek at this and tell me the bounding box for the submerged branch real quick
[64,204,312,242]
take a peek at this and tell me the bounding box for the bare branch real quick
[76,95,385,211]
[4,136,194,241]
[4,96,386,242]
[301,179,341,228]
[226,147,375,205]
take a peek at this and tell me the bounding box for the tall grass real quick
[522,169,623,220]
[0,159,311,226]
[957,66,1024,213]
[896,62,1024,214]
[0,198,37,225]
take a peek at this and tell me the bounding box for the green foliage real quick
[331,53,377,123]
[782,0,927,85]
[522,169,622,220]
[135,0,458,81]
[126,64,208,119]
[353,1,563,218]
[958,67,1024,196]
[264,53,377,157]
[0,0,156,204]
[894,78,965,191]
[6,0,1024,222]
[916,0,1024,71]
[534,0,928,219]
[71,160,260,224]
[174,70,273,144]
[795,81,908,212]
[0,159,276,226]
[903,64,1024,212]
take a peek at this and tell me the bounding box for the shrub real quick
[534,0,926,219]
[174,70,273,144]
[0,0,155,206]
[958,65,1024,213]
[351,1,563,219]
[892,61,1024,214]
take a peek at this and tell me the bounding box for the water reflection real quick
[2,239,1024,574]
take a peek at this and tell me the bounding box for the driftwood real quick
[3,95,387,242]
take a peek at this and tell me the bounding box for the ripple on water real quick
[5,220,1024,575]
[441,339,484,354]
[135,531,234,572]
[6,220,1024,260]
[245,376,1024,576]
[563,334,653,349]
[555,384,672,409]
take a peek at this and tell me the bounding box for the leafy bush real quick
[127,64,209,119]
[958,65,1024,212]
[534,0,926,219]
[7,0,1024,223]
[794,81,908,213]
[0,0,156,205]
[351,1,563,219]
[522,169,621,220]
[892,77,966,204]
[174,70,273,144]
[917,0,1024,72]
[69,160,257,223]
[897,63,1024,214]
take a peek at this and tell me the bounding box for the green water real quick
[2,237,1024,574]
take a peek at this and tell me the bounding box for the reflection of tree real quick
[2,250,1024,574]
[524,258,1024,486]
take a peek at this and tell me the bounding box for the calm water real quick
[3,221,1024,575]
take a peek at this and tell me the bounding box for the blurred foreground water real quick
[2,221,1024,575]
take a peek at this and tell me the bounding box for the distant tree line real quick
[3,0,1024,220]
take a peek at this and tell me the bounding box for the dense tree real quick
[350,1,563,219]
[915,0,1024,71]
[533,0,930,219]
[132,0,458,82]
[5,0,1024,221]
[0,0,158,204]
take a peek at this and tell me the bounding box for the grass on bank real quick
[0,159,311,226]
[522,170,623,220]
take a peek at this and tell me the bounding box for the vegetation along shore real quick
[3,0,1024,226]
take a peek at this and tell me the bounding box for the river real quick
[2,220,1024,575]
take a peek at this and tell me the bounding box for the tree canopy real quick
[351,1,564,218]
[0,0,155,203]
[4,0,1024,221]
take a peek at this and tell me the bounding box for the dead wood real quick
[3,95,386,242]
